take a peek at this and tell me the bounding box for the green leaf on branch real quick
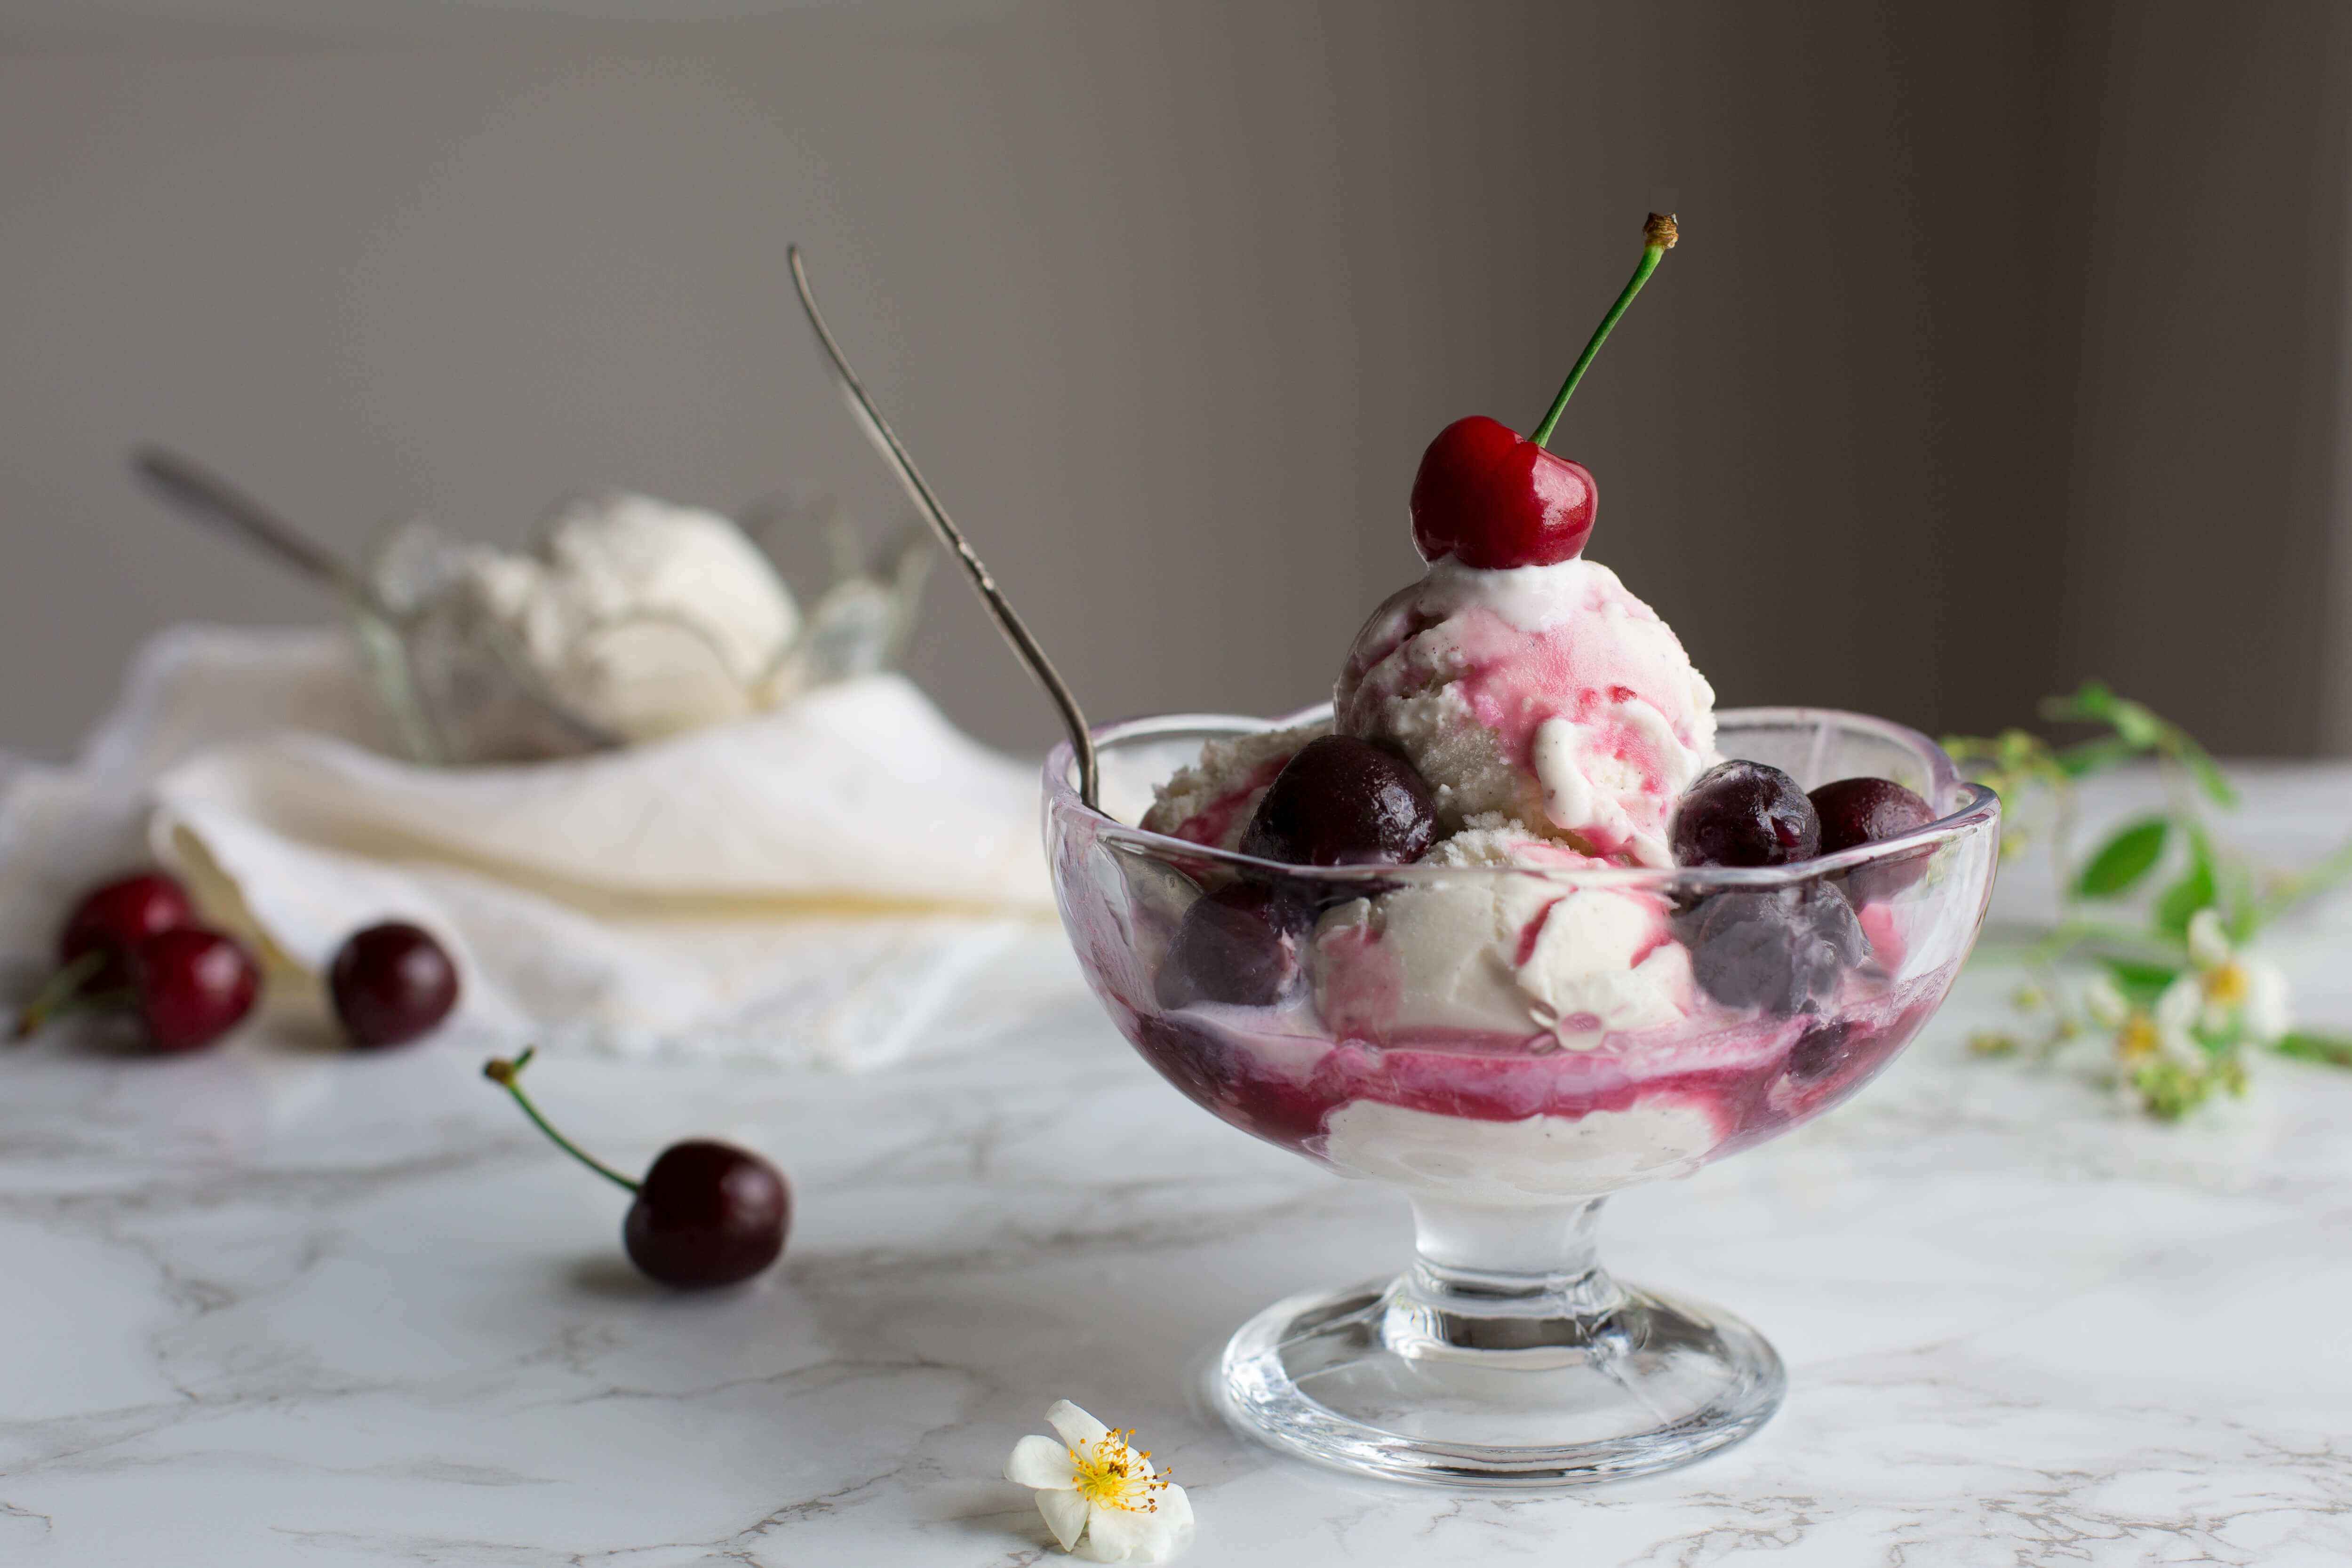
[2054,735,2142,779]
[2075,817,2169,899]
[2276,1032,2352,1068]
[2040,680,2238,806]
[2043,679,2154,743]
[2172,744,2239,808]
[1943,727,2067,797]
[2099,957,2184,1009]
[2153,827,2218,938]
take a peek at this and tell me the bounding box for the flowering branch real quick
[1947,680,2352,1119]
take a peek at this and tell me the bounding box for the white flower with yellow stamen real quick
[2158,908,2291,1053]
[1005,1400,1193,1562]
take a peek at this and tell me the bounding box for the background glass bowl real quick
[1046,705,2000,1489]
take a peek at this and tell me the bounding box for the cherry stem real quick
[483,1047,641,1194]
[12,951,110,1042]
[1530,213,1679,450]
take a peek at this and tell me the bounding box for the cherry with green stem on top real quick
[1410,212,1678,570]
[483,1048,789,1289]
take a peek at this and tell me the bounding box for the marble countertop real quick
[6,768,2352,1566]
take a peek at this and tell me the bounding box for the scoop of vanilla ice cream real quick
[1334,557,1716,866]
[1311,821,1692,1047]
[461,493,801,743]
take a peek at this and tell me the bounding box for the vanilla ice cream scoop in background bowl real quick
[132,447,931,764]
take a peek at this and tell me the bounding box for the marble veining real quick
[1,770,2350,1565]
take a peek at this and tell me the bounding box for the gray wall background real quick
[4,0,2349,761]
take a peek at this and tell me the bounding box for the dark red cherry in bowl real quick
[1156,883,1311,1010]
[330,922,460,1049]
[1671,760,1821,868]
[134,927,261,1052]
[1240,736,1438,868]
[1809,777,1936,856]
[1811,776,1938,904]
[59,872,194,989]
[1409,415,1596,570]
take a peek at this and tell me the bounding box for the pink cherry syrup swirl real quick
[1336,567,1713,864]
[1112,961,1954,1178]
[1058,801,1959,1192]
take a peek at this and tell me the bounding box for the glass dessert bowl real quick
[1046,705,1999,1489]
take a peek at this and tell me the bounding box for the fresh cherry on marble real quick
[330,922,460,1049]
[1672,882,1865,1017]
[623,1142,791,1289]
[1672,759,1821,868]
[1408,214,1676,571]
[485,1048,789,1289]
[133,926,261,1051]
[59,872,195,987]
[1155,883,1311,1010]
[1239,736,1438,868]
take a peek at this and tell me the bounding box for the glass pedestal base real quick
[1213,1199,1784,1489]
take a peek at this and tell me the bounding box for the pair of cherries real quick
[17,873,260,1051]
[1156,736,1439,1010]
[1671,763,1935,873]
[18,870,461,1052]
[1668,762,1935,1015]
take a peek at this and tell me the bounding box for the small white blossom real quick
[2082,975,2130,1029]
[2177,908,2291,1044]
[1005,1401,1193,1562]
[2185,908,2232,970]
[2152,974,2212,1067]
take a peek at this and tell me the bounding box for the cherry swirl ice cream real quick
[1073,214,1973,1209]
[1110,525,1945,1204]
[1335,554,1716,865]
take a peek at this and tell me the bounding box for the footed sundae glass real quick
[1046,705,1999,1489]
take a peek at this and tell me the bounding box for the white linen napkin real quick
[0,625,1078,1067]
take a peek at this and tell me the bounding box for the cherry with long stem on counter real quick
[483,1048,789,1289]
[1410,212,1679,571]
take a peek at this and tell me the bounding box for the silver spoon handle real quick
[131,445,359,595]
[786,246,1100,811]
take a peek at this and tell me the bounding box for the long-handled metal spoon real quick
[131,445,362,595]
[786,246,1100,812]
